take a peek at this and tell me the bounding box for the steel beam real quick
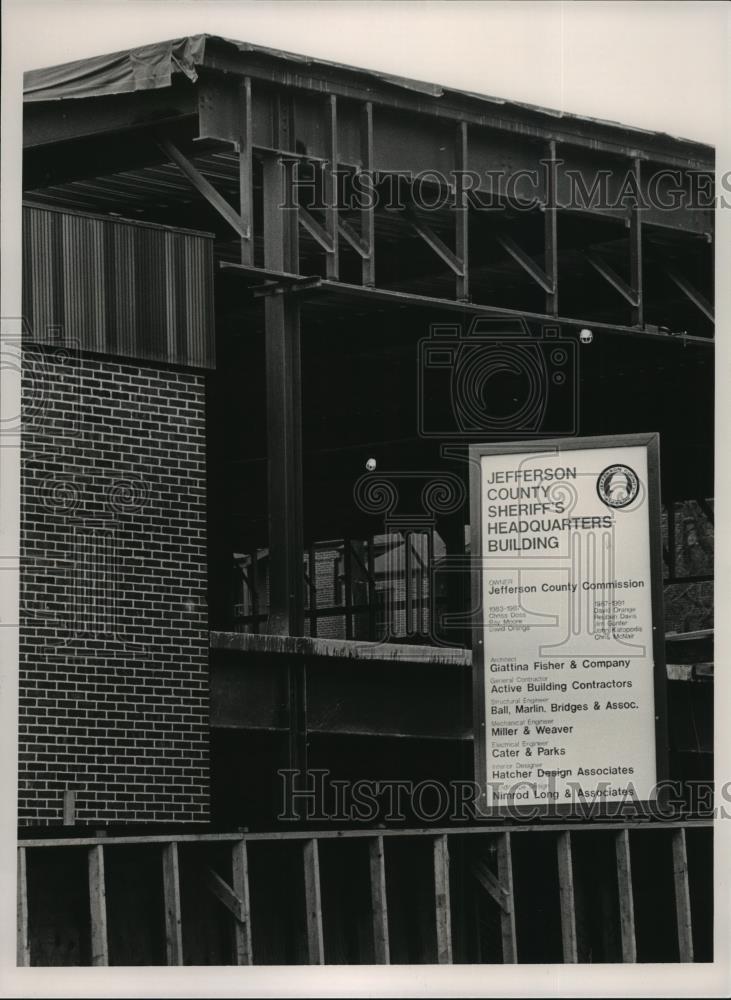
[586,252,640,307]
[299,207,335,253]
[220,259,714,345]
[200,39,713,171]
[667,271,714,322]
[159,137,249,239]
[409,211,464,276]
[338,217,370,258]
[498,234,555,295]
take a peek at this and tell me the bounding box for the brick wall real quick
[19,344,209,824]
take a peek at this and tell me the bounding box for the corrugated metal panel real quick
[22,204,215,369]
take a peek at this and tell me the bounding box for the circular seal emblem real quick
[596,464,640,509]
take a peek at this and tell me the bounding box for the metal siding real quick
[22,205,214,369]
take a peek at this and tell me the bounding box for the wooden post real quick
[615,829,637,962]
[433,834,453,964]
[497,833,518,963]
[556,832,578,963]
[232,839,254,965]
[369,836,390,964]
[17,847,30,967]
[303,839,325,964]
[672,828,694,962]
[162,842,184,965]
[88,844,109,966]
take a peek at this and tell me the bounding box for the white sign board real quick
[470,434,667,813]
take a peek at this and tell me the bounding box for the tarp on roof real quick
[23,33,444,103]
[23,35,207,102]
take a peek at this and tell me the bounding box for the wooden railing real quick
[17,819,711,965]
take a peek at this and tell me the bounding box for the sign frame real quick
[469,432,669,819]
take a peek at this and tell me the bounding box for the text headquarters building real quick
[16,36,714,965]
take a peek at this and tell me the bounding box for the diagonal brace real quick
[338,217,371,259]
[471,860,512,913]
[158,137,250,240]
[667,271,714,322]
[299,207,335,254]
[586,252,639,306]
[408,210,464,276]
[409,213,464,276]
[206,867,247,923]
[497,235,554,294]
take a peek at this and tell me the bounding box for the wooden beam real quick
[497,833,518,963]
[408,212,464,277]
[17,847,30,967]
[615,829,637,962]
[497,234,555,294]
[158,137,250,240]
[667,270,714,322]
[433,834,453,964]
[369,836,390,964]
[586,252,640,306]
[556,832,578,963]
[162,842,184,966]
[18,818,712,850]
[360,102,375,287]
[88,844,109,966]
[672,828,694,962]
[544,139,559,315]
[303,839,325,964]
[455,121,469,301]
[231,839,254,965]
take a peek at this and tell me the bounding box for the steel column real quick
[262,137,305,636]
[360,102,375,287]
[455,121,469,301]
[630,157,643,326]
[544,140,559,317]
